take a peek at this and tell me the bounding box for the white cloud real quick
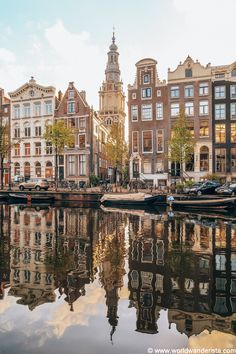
[0,48,15,63]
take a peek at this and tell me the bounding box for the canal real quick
[0,204,236,353]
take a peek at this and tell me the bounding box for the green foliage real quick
[90,174,100,186]
[204,173,220,182]
[168,109,195,168]
[44,120,75,153]
[106,122,128,169]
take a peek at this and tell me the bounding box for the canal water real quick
[0,204,236,354]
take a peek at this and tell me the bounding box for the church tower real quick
[99,32,125,135]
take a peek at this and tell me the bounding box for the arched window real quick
[14,123,20,138]
[24,122,31,137]
[200,146,209,171]
[232,69,236,77]
[35,162,41,177]
[106,117,112,125]
[45,161,53,178]
[45,119,52,134]
[14,162,20,176]
[24,162,30,179]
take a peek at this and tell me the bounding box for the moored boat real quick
[9,193,54,203]
[100,193,165,207]
[171,197,236,210]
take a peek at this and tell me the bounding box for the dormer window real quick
[67,101,75,113]
[185,69,192,77]
[68,90,75,99]
[143,74,150,84]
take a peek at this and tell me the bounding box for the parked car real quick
[183,182,204,194]
[215,183,236,196]
[18,178,49,191]
[188,181,221,196]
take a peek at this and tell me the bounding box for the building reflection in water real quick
[1,204,236,339]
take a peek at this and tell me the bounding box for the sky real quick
[0,0,236,110]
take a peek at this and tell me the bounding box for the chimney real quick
[58,90,63,101]
[80,90,86,101]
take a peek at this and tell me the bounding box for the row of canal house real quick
[128,57,236,187]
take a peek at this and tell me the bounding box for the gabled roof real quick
[8,77,56,98]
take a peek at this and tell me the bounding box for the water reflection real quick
[0,204,236,352]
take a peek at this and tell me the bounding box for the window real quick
[200,121,209,137]
[171,103,179,117]
[132,131,138,153]
[45,101,52,115]
[45,161,53,178]
[200,146,209,171]
[79,117,86,129]
[142,131,153,153]
[187,123,194,137]
[156,103,163,120]
[231,85,236,99]
[46,142,53,155]
[68,90,75,99]
[157,130,164,152]
[231,103,236,119]
[35,142,41,155]
[215,86,226,99]
[215,104,226,119]
[170,86,179,98]
[199,101,209,116]
[14,162,20,176]
[24,143,30,156]
[185,68,192,77]
[23,104,30,117]
[215,73,225,79]
[24,122,31,137]
[231,148,236,173]
[232,69,236,77]
[156,157,164,173]
[199,82,208,96]
[14,124,20,138]
[131,105,138,121]
[79,134,86,148]
[143,161,152,173]
[34,103,41,116]
[35,162,41,177]
[14,143,20,156]
[231,123,236,143]
[215,148,226,173]
[68,101,75,113]
[132,93,136,99]
[141,104,152,120]
[35,123,41,137]
[79,154,86,175]
[157,90,161,97]
[143,74,150,84]
[13,105,20,119]
[68,155,76,176]
[24,162,30,178]
[185,102,194,116]
[141,87,152,99]
[185,85,194,98]
[215,124,226,143]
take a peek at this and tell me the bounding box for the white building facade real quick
[9,77,56,181]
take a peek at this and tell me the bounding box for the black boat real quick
[100,193,165,207]
[9,193,54,203]
[171,197,236,210]
[0,194,8,201]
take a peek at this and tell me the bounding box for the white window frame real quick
[13,105,20,119]
[199,100,209,116]
[141,87,152,99]
[231,103,236,120]
[185,102,194,116]
[131,105,138,121]
[68,155,76,176]
[143,74,150,84]
[132,92,136,99]
[157,129,164,153]
[142,130,153,153]
[171,103,179,117]
[23,104,30,118]
[215,104,226,120]
[79,154,86,175]
[184,85,194,98]
[231,85,236,99]
[156,103,163,120]
[67,101,75,114]
[215,86,226,99]
[141,104,152,121]
[199,82,209,96]
[34,102,41,117]
[170,86,179,99]
[45,101,53,115]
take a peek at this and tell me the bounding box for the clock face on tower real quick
[29,89,35,97]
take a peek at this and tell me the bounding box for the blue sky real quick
[0,0,235,108]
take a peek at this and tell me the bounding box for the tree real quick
[44,120,75,190]
[106,122,128,185]
[168,109,195,182]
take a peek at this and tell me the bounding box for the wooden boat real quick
[9,193,54,203]
[171,197,236,210]
[100,193,165,207]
